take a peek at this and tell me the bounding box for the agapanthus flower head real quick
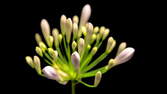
[25,4,135,94]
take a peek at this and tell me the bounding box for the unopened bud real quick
[73,23,78,40]
[39,42,47,52]
[78,38,85,55]
[60,15,67,35]
[72,41,77,51]
[58,34,62,43]
[91,47,98,55]
[33,56,41,74]
[66,18,72,43]
[73,15,79,24]
[25,56,34,68]
[71,51,80,73]
[48,48,58,60]
[106,37,116,53]
[107,59,115,70]
[35,33,42,45]
[94,71,102,87]
[93,26,99,34]
[80,4,91,27]
[116,42,127,56]
[41,19,51,46]
[52,28,59,47]
[35,47,43,57]
[42,66,68,85]
[115,47,135,65]
[102,29,109,40]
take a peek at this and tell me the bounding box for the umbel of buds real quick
[25,4,135,94]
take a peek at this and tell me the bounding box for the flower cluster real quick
[25,4,135,91]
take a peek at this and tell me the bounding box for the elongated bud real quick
[78,38,85,55]
[94,71,102,87]
[72,41,77,51]
[25,56,34,68]
[66,18,72,43]
[71,51,80,73]
[116,42,127,56]
[42,66,68,85]
[48,48,58,60]
[33,56,41,74]
[73,15,79,24]
[96,27,104,40]
[86,23,94,44]
[102,28,109,40]
[39,42,47,52]
[42,66,59,80]
[90,34,96,44]
[58,34,62,43]
[60,15,67,35]
[35,33,42,45]
[35,47,43,57]
[91,47,98,55]
[52,28,59,47]
[115,47,135,65]
[73,23,78,40]
[106,37,116,53]
[41,19,51,46]
[80,4,91,27]
[106,59,115,70]
[93,26,99,34]
[49,36,53,47]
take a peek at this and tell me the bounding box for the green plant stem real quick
[72,81,76,94]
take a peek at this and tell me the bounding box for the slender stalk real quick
[71,81,76,94]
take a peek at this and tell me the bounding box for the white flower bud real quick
[73,23,78,40]
[94,71,102,87]
[116,42,127,56]
[41,19,51,46]
[71,51,80,73]
[42,66,60,81]
[65,18,72,43]
[35,33,42,45]
[42,66,68,85]
[33,56,41,74]
[58,34,62,43]
[91,47,98,55]
[106,37,116,53]
[78,38,85,55]
[52,28,59,47]
[80,4,91,27]
[60,15,67,35]
[115,47,135,65]
[73,15,79,24]
[25,56,34,68]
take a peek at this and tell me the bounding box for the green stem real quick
[71,81,76,94]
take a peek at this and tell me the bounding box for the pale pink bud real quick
[42,66,60,81]
[71,51,80,72]
[80,4,91,26]
[115,47,135,65]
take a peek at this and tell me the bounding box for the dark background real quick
[1,0,161,94]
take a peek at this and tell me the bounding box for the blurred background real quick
[1,0,160,93]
